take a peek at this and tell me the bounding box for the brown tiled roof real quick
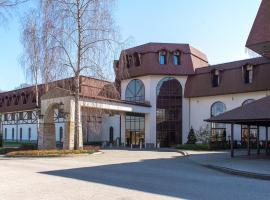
[0,76,116,113]
[115,43,209,80]
[246,0,270,58]
[184,57,270,98]
[205,95,270,126]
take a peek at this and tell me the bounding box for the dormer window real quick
[126,55,130,68]
[212,69,220,87]
[173,50,181,65]
[159,50,167,65]
[243,64,253,84]
[133,52,141,66]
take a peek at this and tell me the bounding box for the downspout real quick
[188,98,191,130]
[119,114,121,145]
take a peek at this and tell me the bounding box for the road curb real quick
[176,150,190,157]
[183,151,270,181]
[202,164,270,181]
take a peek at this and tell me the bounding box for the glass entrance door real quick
[125,113,145,147]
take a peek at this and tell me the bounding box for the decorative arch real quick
[156,77,182,147]
[125,79,145,103]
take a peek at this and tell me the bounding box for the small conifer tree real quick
[187,127,197,144]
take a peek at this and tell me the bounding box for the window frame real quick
[159,50,167,65]
[173,50,181,65]
[125,79,145,103]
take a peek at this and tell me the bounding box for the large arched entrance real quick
[156,77,182,147]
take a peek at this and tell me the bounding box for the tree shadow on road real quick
[38,152,263,200]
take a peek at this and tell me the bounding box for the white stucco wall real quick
[189,91,270,141]
[101,115,121,141]
[121,75,189,145]
[2,110,65,142]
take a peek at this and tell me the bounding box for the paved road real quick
[0,150,269,200]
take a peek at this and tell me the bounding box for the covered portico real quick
[206,95,270,157]
[38,87,151,150]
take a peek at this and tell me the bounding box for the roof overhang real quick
[205,95,270,127]
[246,0,270,58]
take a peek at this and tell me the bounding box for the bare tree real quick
[46,0,118,149]
[0,0,28,22]
[21,9,41,109]
[21,1,64,92]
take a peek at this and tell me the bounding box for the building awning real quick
[205,95,270,126]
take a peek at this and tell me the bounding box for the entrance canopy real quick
[205,95,270,126]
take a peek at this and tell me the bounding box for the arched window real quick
[125,79,145,102]
[12,128,14,140]
[159,50,167,65]
[211,101,226,117]
[241,99,257,146]
[59,127,63,143]
[20,128,23,141]
[4,128,7,140]
[211,102,226,142]
[156,77,182,147]
[173,50,181,65]
[28,128,31,141]
[109,126,114,143]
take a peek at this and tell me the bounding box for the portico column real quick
[247,125,251,156]
[257,126,260,155]
[266,126,268,155]
[230,124,234,158]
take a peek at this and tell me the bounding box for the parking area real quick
[0,149,270,200]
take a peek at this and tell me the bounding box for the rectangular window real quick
[19,112,24,120]
[212,70,220,87]
[4,114,8,121]
[11,113,16,121]
[27,111,32,120]
[244,65,253,84]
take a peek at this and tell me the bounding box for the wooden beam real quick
[231,124,234,157]
[257,126,260,155]
[247,125,251,156]
[266,126,268,155]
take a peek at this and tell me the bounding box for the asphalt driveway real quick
[0,150,270,200]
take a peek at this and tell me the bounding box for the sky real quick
[0,0,261,91]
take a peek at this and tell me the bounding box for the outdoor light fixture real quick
[57,102,69,120]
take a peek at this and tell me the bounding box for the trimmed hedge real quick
[0,148,18,155]
[3,141,37,148]
[6,149,97,157]
[176,144,210,151]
